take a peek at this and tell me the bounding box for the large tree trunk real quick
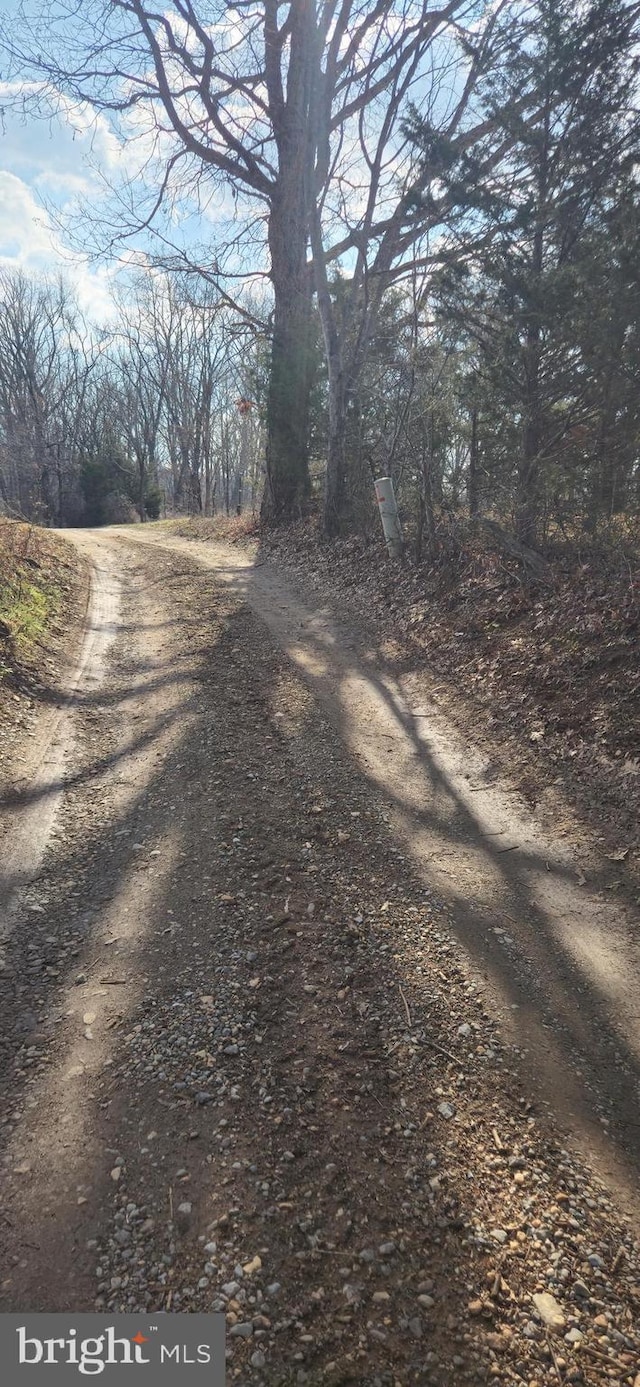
[138,457,146,522]
[516,206,545,547]
[517,398,541,545]
[261,193,313,523]
[261,0,319,526]
[468,407,480,517]
[323,352,349,536]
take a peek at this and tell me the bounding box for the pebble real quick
[437,1101,455,1119]
[229,1323,253,1339]
[532,1292,566,1333]
[176,1202,192,1232]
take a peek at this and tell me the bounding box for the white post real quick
[374,476,403,558]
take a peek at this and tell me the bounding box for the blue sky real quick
[0,79,264,321]
[0,84,126,317]
[0,0,124,314]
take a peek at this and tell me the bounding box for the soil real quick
[0,519,89,806]
[1,525,640,1387]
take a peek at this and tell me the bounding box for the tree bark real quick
[261,0,318,524]
[323,362,349,535]
[517,330,542,547]
[262,208,313,521]
[468,407,480,517]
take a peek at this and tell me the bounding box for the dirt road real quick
[119,525,640,1193]
[1,527,639,1387]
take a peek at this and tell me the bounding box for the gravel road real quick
[1,528,639,1387]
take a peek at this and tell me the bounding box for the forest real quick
[0,0,639,555]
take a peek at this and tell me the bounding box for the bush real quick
[145,484,163,520]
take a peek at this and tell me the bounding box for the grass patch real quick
[0,520,72,687]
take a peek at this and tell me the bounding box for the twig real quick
[424,1037,463,1067]
[492,1252,507,1299]
[398,988,463,1066]
[546,1332,563,1380]
[578,1342,637,1368]
[168,1185,173,1223]
[399,985,412,1028]
[611,1244,626,1275]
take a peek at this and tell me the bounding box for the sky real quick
[0,0,270,322]
[0,79,127,319]
[0,80,266,322]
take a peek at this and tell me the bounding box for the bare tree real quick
[5,0,514,530]
[0,268,96,522]
[5,1,319,518]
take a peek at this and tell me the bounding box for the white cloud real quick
[0,170,120,321]
[0,170,59,262]
[0,83,125,192]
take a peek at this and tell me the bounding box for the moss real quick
[0,521,68,686]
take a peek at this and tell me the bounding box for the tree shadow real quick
[0,540,637,1387]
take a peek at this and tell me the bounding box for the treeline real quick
[0,269,264,526]
[3,0,640,547]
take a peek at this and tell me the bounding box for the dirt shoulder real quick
[0,518,89,807]
[1,529,640,1387]
[166,516,640,899]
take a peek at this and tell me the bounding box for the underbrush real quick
[160,513,260,545]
